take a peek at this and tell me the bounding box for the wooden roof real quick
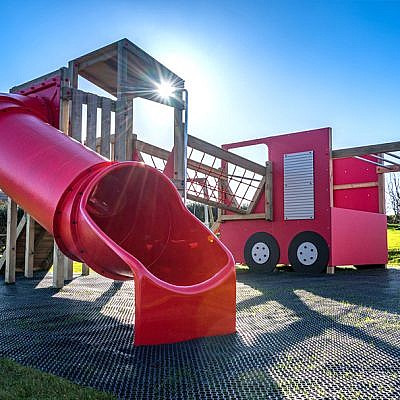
[70,38,185,109]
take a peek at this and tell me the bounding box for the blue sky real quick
[1,0,399,161]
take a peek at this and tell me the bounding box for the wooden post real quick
[115,40,133,162]
[81,263,89,276]
[52,67,74,287]
[100,98,112,158]
[24,214,35,278]
[53,243,64,289]
[5,198,17,284]
[174,91,185,197]
[265,161,273,221]
[327,266,335,275]
[64,257,73,281]
[378,153,386,214]
[68,60,79,90]
[70,89,83,141]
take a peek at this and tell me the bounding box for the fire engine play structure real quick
[136,127,399,274]
[0,39,399,344]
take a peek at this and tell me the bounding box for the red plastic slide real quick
[0,94,236,345]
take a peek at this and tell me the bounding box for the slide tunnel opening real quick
[85,164,229,286]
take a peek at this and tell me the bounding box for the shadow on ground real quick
[1,268,399,399]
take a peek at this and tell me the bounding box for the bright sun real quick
[157,82,175,98]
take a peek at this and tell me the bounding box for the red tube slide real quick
[0,94,236,345]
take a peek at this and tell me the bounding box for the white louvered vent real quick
[284,151,314,220]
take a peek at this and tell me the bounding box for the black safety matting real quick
[1,268,400,399]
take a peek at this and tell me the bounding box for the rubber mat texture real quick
[1,268,400,399]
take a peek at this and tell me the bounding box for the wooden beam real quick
[24,214,35,278]
[53,242,64,289]
[332,141,400,159]
[5,199,17,284]
[247,176,266,214]
[333,182,378,190]
[61,87,116,111]
[377,165,400,174]
[188,135,266,176]
[265,161,273,221]
[186,194,246,214]
[10,68,66,94]
[221,213,266,221]
[136,139,227,181]
[136,140,170,160]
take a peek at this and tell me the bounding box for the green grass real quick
[388,226,400,265]
[0,358,115,400]
[49,262,91,275]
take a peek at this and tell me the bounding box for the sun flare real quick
[157,81,175,98]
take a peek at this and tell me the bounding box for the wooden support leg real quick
[64,256,73,281]
[24,214,35,278]
[81,263,89,276]
[5,198,17,284]
[53,241,64,289]
[326,265,335,275]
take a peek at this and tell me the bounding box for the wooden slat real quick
[332,141,400,159]
[101,97,112,158]
[71,90,83,141]
[115,99,127,161]
[86,93,98,150]
[24,215,35,278]
[5,199,17,284]
[265,161,273,221]
[188,135,266,176]
[221,213,266,221]
[333,182,378,190]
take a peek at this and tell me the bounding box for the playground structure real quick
[0,39,236,345]
[0,39,399,311]
[133,127,400,274]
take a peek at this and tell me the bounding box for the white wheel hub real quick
[297,241,318,266]
[251,242,270,264]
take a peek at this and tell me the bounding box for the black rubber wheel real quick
[354,264,386,270]
[244,232,280,273]
[288,231,329,273]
